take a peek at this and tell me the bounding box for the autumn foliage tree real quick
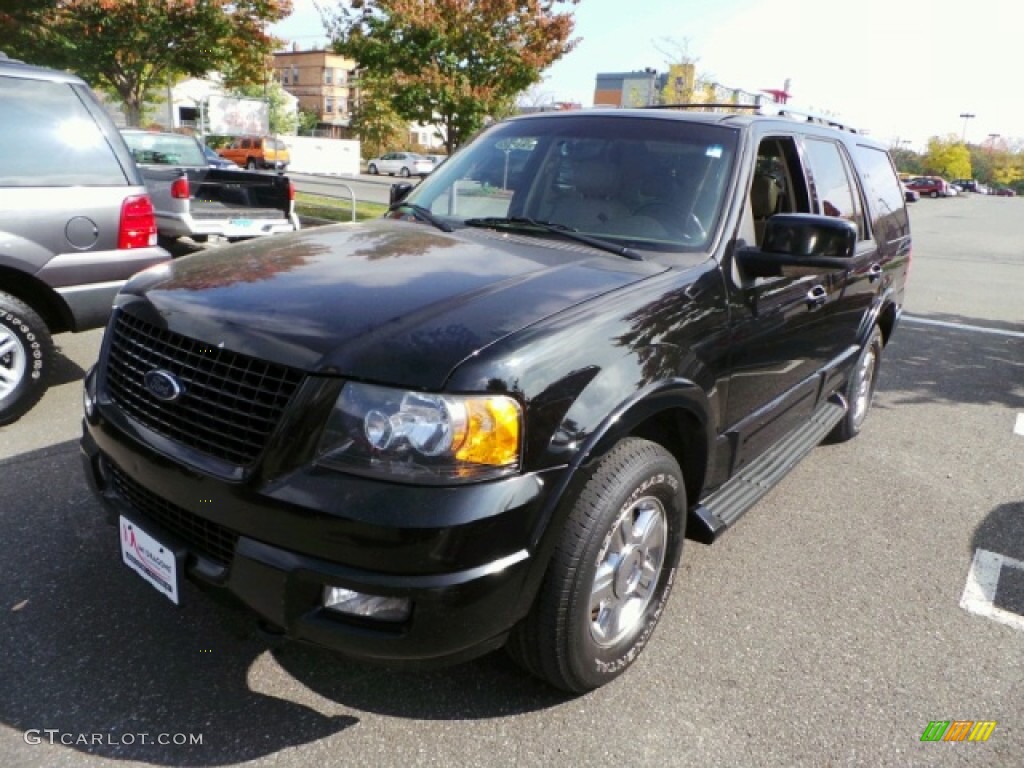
[0,0,292,126]
[328,0,580,153]
[922,135,972,181]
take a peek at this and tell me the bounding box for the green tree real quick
[0,0,291,127]
[297,107,321,136]
[327,0,579,153]
[348,73,408,161]
[890,147,923,177]
[923,135,972,180]
[231,82,298,135]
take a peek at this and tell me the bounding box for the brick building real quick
[272,48,358,138]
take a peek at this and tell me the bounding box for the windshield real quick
[404,114,738,252]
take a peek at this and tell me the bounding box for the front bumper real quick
[80,389,561,666]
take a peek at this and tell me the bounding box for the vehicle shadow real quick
[0,440,566,765]
[972,500,1024,564]
[49,342,87,387]
[879,312,1024,411]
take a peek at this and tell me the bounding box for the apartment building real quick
[272,48,358,137]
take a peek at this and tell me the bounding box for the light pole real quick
[959,112,975,143]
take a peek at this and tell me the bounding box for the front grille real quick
[109,463,239,568]
[105,311,303,466]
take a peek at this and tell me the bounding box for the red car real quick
[905,177,950,198]
[995,187,1017,197]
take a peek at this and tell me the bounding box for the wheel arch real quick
[525,381,713,576]
[0,266,73,333]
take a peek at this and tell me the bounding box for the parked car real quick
[905,177,949,198]
[202,144,239,170]
[994,187,1017,197]
[366,151,433,177]
[0,52,169,424]
[122,130,300,244]
[216,135,290,171]
[952,178,980,193]
[81,105,910,693]
[901,182,920,203]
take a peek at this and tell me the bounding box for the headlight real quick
[316,382,522,483]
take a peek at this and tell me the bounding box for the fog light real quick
[83,384,95,420]
[323,586,411,622]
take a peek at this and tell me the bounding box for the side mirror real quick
[738,214,857,277]
[390,182,414,206]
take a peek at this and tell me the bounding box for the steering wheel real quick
[633,203,707,242]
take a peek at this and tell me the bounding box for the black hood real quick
[123,219,668,389]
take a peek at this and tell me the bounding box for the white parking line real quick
[960,549,1024,632]
[902,315,1024,339]
[1015,413,1024,437]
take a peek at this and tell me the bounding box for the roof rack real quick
[644,102,858,133]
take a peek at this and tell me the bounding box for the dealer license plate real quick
[119,516,182,605]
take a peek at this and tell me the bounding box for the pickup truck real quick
[83,106,910,693]
[121,130,300,244]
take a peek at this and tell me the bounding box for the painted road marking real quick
[1015,413,1024,437]
[960,549,1024,632]
[902,315,1024,339]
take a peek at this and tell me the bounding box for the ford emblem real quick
[144,369,184,402]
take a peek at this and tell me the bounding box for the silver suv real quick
[0,53,169,423]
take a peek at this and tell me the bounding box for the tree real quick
[348,73,408,160]
[890,147,923,177]
[297,107,322,136]
[327,0,579,153]
[231,82,298,135]
[923,135,972,180]
[0,0,292,127]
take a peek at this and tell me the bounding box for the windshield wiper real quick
[389,202,454,232]
[462,216,643,261]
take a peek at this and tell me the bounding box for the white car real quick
[366,152,433,177]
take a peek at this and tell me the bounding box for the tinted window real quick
[851,144,909,244]
[804,138,861,235]
[0,76,127,187]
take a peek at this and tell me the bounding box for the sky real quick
[272,0,1022,151]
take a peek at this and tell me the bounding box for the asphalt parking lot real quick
[1,194,1021,767]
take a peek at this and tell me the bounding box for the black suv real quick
[81,106,910,692]
[0,53,169,423]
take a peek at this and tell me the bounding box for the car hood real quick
[123,219,668,389]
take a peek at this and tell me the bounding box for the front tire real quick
[367,163,378,175]
[831,325,883,442]
[0,292,53,425]
[507,438,685,692]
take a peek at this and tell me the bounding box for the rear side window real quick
[0,76,127,187]
[851,144,909,244]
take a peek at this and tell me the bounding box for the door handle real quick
[806,284,828,309]
[868,263,883,282]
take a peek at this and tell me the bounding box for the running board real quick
[688,395,847,544]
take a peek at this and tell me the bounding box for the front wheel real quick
[0,292,53,425]
[367,164,378,175]
[831,325,883,442]
[507,437,686,692]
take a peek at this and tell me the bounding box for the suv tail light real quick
[118,194,158,250]
[287,180,295,201]
[170,175,190,200]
